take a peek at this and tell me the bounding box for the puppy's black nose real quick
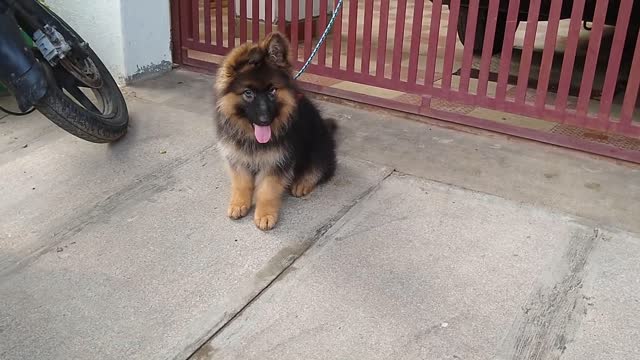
[256,116,270,126]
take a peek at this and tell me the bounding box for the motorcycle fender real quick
[0,12,48,111]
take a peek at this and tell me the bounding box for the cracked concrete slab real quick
[561,230,640,360]
[0,96,390,360]
[0,99,216,272]
[197,174,640,360]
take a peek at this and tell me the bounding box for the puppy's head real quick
[215,33,296,144]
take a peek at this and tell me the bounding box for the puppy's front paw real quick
[254,213,278,231]
[291,181,315,198]
[228,203,250,219]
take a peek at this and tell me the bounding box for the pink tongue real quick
[254,125,272,143]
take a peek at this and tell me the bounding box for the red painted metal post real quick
[191,0,200,41]
[534,0,563,110]
[304,0,313,59]
[598,1,633,123]
[204,0,212,45]
[620,31,640,129]
[575,0,610,120]
[477,0,501,97]
[318,0,328,66]
[291,0,299,60]
[514,0,542,104]
[181,0,193,42]
[265,0,273,35]
[171,0,185,64]
[441,0,460,91]
[406,0,424,85]
[554,0,586,114]
[376,0,391,79]
[391,0,408,81]
[361,0,374,75]
[458,0,479,94]
[424,0,443,90]
[346,0,358,72]
[239,0,247,43]
[227,0,236,48]
[215,0,223,47]
[331,0,343,70]
[494,0,521,101]
[277,0,286,34]
[252,0,260,42]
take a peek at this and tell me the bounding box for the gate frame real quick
[168,0,640,164]
[170,0,183,65]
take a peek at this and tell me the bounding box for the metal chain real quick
[294,0,344,79]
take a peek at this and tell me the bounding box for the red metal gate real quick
[171,0,640,162]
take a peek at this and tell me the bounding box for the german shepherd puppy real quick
[214,32,337,231]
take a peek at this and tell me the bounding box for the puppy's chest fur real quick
[217,138,289,173]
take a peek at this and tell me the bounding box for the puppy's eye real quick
[268,87,277,96]
[242,89,255,101]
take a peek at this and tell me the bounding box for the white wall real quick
[46,0,172,84]
[120,0,172,83]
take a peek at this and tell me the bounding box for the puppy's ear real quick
[216,43,257,94]
[216,42,270,93]
[245,47,265,67]
[261,32,291,69]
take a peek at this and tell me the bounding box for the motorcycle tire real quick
[35,46,129,143]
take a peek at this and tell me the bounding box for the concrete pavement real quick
[1,70,639,359]
[198,175,639,359]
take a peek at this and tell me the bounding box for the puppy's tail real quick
[324,117,338,135]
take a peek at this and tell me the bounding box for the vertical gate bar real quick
[494,0,521,100]
[424,0,443,89]
[376,0,391,79]
[318,0,328,66]
[391,0,408,81]
[227,0,236,48]
[361,0,375,75]
[575,0,610,119]
[181,0,193,42]
[171,0,183,64]
[179,0,192,62]
[554,0,586,113]
[476,0,501,97]
[441,0,460,90]
[265,0,273,35]
[346,0,359,72]
[620,30,640,127]
[534,0,563,109]
[598,1,633,122]
[252,0,260,42]
[291,0,300,60]
[192,0,200,41]
[215,0,223,47]
[407,0,424,85]
[277,0,286,33]
[331,0,344,70]
[458,0,480,94]
[204,0,212,45]
[239,0,247,43]
[514,0,542,104]
[304,0,313,59]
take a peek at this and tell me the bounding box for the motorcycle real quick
[0,0,128,142]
